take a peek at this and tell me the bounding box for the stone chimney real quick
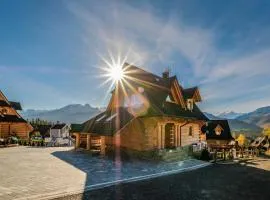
[162,68,170,79]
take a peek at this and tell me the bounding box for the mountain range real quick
[21,104,103,123]
[205,112,262,137]
[204,106,270,137]
[216,111,243,119]
[236,106,270,128]
[21,104,270,137]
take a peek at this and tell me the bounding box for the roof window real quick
[106,113,118,121]
[96,114,106,121]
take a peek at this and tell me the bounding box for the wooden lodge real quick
[201,120,237,161]
[201,120,234,148]
[72,63,210,158]
[0,90,33,143]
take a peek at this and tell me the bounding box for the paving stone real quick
[0,146,209,200]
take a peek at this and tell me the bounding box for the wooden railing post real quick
[75,133,80,149]
[86,134,91,150]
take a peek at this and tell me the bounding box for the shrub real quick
[200,148,211,161]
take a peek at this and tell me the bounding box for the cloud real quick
[66,1,214,71]
[203,49,270,83]
[66,1,270,113]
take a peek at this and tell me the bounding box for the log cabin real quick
[0,90,33,142]
[201,120,234,148]
[72,63,208,158]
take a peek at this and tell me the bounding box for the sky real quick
[0,0,270,114]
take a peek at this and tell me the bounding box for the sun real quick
[98,51,130,87]
[109,65,124,82]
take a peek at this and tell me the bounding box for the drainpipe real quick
[179,120,190,147]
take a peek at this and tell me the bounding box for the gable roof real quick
[70,124,84,133]
[0,114,27,123]
[9,101,22,110]
[80,63,207,136]
[0,100,10,107]
[160,102,208,120]
[108,63,196,110]
[82,107,135,136]
[182,87,202,102]
[250,136,269,147]
[31,124,52,137]
[201,120,234,140]
[51,124,67,129]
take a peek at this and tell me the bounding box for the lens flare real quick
[109,65,124,81]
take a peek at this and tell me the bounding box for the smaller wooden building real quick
[201,120,234,147]
[0,90,33,142]
[250,135,269,150]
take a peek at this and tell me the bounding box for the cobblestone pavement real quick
[0,147,209,200]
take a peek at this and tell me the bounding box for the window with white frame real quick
[187,99,193,111]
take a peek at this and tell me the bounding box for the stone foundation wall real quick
[105,146,193,161]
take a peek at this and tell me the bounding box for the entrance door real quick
[165,123,175,149]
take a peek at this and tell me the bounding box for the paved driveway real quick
[75,158,270,200]
[0,147,209,200]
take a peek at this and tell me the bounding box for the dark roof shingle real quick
[201,120,234,140]
[182,87,198,99]
[78,63,207,136]
[51,124,67,129]
[0,114,27,123]
[82,107,135,136]
[9,101,22,110]
[0,100,10,107]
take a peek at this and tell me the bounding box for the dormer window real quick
[166,95,174,103]
[215,124,223,136]
[187,99,193,111]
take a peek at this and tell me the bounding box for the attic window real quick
[187,99,193,111]
[215,125,223,136]
[96,114,106,121]
[166,95,174,102]
[106,113,118,121]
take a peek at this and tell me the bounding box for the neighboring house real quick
[72,63,208,158]
[250,135,269,150]
[30,124,52,138]
[50,124,70,138]
[0,90,33,141]
[46,123,71,146]
[201,120,234,147]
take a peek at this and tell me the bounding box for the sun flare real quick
[109,65,124,82]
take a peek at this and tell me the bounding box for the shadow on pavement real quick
[52,150,270,200]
